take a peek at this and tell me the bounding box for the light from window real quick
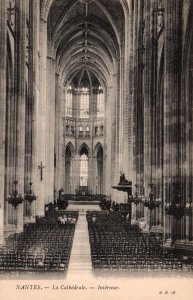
[66,85,73,117]
[80,153,88,186]
[97,86,104,118]
[80,87,89,118]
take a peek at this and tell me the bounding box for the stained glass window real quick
[66,85,73,117]
[97,86,104,117]
[80,87,89,118]
[80,153,88,186]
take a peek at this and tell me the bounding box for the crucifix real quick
[38,162,45,181]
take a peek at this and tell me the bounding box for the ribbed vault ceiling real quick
[46,0,125,87]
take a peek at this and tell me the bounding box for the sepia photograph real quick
[0,0,193,299]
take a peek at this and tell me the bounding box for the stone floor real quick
[67,203,101,278]
[67,212,92,276]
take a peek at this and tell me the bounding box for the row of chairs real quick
[0,211,79,272]
[87,211,192,272]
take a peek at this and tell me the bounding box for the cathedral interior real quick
[0,0,193,277]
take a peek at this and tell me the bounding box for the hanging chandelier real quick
[142,183,161,211]
[165,203,185,221]
[25,182,37,204]
[185,203,193,216]
[129,184,142,206]
[7,180,24,209]
[165,182,185,221]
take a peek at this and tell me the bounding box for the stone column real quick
[31,0,40,216]
[163,0,180,241]
[88,89,94,194]
[180,3,193,242]
[0,0,6,244]
[34,15,47,216]
[55,80,65,194]
[122,7,133,180]
[132,0,145,205]
[111,71,125,203]
[45,56,55,203]
[124,6,134,183]
[24,0,36,224]
[143,1,154,190]
[104,87,112,196]
[93,155,97,195]
[142,0,153,228]
[14,0,27,232]
[72,155,80,194]
[88,152,93,194]
[118,56,124,174]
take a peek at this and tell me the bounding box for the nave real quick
[0,0,193,282]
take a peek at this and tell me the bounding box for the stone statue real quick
[119,172,130,185]
[59,188,64,197]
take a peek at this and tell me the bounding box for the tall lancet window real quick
[97,86,104,118]
[80,147,88,186]
[80,86,89,118]
[66,85,73,117]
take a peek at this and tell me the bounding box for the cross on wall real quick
[38,162,45,181]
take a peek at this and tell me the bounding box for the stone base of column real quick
[15,223,23,233]
[47,195,54,204]
[172,239,193,255]
[138,218,146,230]
[131,217,138,225]
[0,235,4,246]
[143,224,150,233]
[163,238,174,249]
[150,224,163,235]
[4,224,19,238]
[35,210,45,217]
[23,216,36,224]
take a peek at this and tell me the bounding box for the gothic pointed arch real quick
[78,143,90,156]
[65,142,75,157]
[93,142,103,157]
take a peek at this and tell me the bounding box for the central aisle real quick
[67,211,93,277]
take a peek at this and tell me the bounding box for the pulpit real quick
[112,173,132,224]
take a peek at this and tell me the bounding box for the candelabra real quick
[165,203,185,221]
[7,180,24,209]
[165,182,185,221]
[142,183,161,230]
[164,182,185,242]
[7,180,24,227]
[143,184,160,210]
[131,184,141,205]
[129,184,142,220]
[25,182,37,204]
[185,203,193,216]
